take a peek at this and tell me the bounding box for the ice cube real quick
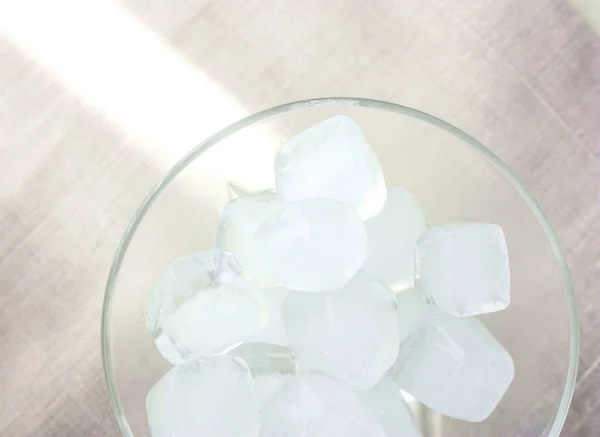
[146,356,260,437]
[228,342,297,409]
[388,314,515,422]
[358,376,423,437]
[301,403,387,437]
[146,250,267,363]
[415,223,510,317]
[215,189,284,284]
[258,371,351,437]
[146,249,243,333]
[153,332,186,365]
[259,371,381,437]
[225,181,250,200]
[228,342,297,377]
[256,199,368,292]
[247,287,290,346]
[275,115,387,219]
[363,187,429,291]
[254,373,294,409]
[282,272,399,390]
[395,288,437,345]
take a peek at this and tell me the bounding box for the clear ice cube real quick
[358,376,423,437]
[146,250,267,363]
[363,187,429,291]
[146,356,260,437]
[388,314,514,422]
[247,287,290,346]
[256,198,368,292]
[259,371,380,437]
[415,223,510,317]
[275,115,387,219]
[282,272,399,390]
[215,189,284,284]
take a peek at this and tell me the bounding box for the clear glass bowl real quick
[101,98,579,437]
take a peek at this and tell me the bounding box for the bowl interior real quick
[102,98,578,437]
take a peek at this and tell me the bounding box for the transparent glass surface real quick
[101,98,579,437]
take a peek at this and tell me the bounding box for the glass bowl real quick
[101,98,579,437]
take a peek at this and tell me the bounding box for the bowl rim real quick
[101,97,579,437]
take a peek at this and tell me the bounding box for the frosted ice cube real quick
[146,250,267,363]
[363,187,429,290]
[146,356,260,437]
[254,373,294,409]
[358,376,423,437]
[247,287,290,346]
[259,371,379,437]
[301,403,387,437]
[256,199,368,292]
[388,314,514,422]
[216,189,284,284]
[275,115,387,219]
[228,342,297,408]
[282,272,399,390]
[415,223,510,317]
[258,371,351,437]
[395,288,437,345]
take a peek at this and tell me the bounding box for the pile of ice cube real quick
[145,116,514,437]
